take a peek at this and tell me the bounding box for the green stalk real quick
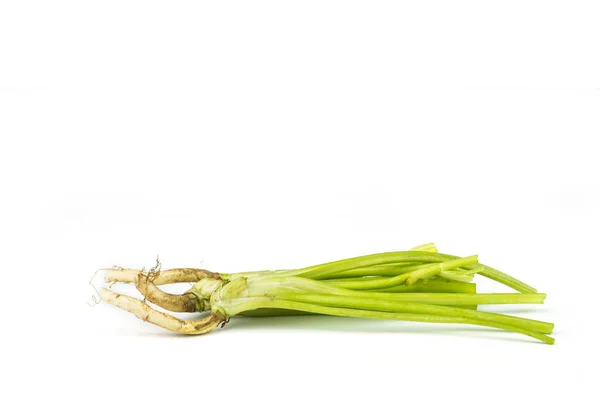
[436,273,474,283]
[316,262,423,279]
[290,256,478,290]
[478,265,538,294]
[324,275,410,289]
[431,265,482,283]
[272,250,537,293]
[324,274,475,289]
[281,252,458,279]
[226,245,536,293]
[341,292,545,305]
[430,253,537,293]
[375,279,475,293]
[239,308,314,317]
[274,293,551,333]
[246,276,546,305]
[213,298,554,344]
[411,243,438,252]
[324,275,396,284]
[403,256,479,285]
[275,291,546,306]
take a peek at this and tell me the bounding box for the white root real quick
[100,288,224,334]
[105,268,220,285]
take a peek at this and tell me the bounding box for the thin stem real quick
[281,251,456,279]
[270,250,537,293]
[411,243,438,252]
[430,254,537,293]
[325,275,406,289]
[324,275,395,284]
[315,262,422,279]
[436,272,473,283]
[478,265,538,294]
[333,292,546,305]
[292,257,478,290]
[273,292,552,333]
[374,279,475,293]
[215,298,554,344]
[324,273,475,289]
[404,256,479,285]
[247,276,546,305]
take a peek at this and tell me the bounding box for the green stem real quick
[428,254,537,293]
[246,276,546,305]
[344,292,544,305]
[274,293,551,333]
[227,249,537,294]
[239,308,314,317]
[214,298,554,344]
[411,243,438,252]
[300,256,478,290]
[478,265,538,294]
[437,272,474,283]
[324,275,408,289]
[275,250,537,293]
[373,279,476,294]
[324,274,475,289]
[324,275,395,284]
[316,262,423,279]
[282,252,459,279]
[405,256,479,285]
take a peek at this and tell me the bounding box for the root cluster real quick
[101,268,225,334]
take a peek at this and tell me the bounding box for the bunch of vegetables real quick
[100,243,554,344]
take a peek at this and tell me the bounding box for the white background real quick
[1,1,599,406]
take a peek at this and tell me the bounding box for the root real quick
[134,273,204,312]
[105,268,220,285]
[87,268,106,307]
[100,288,225,335]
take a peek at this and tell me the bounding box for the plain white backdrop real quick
[1,1,599,406]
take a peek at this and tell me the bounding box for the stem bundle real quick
[100,243,554,344]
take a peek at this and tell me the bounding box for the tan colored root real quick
[100,288,225,335]
[105,268,220,285]
[134,273,203,313]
